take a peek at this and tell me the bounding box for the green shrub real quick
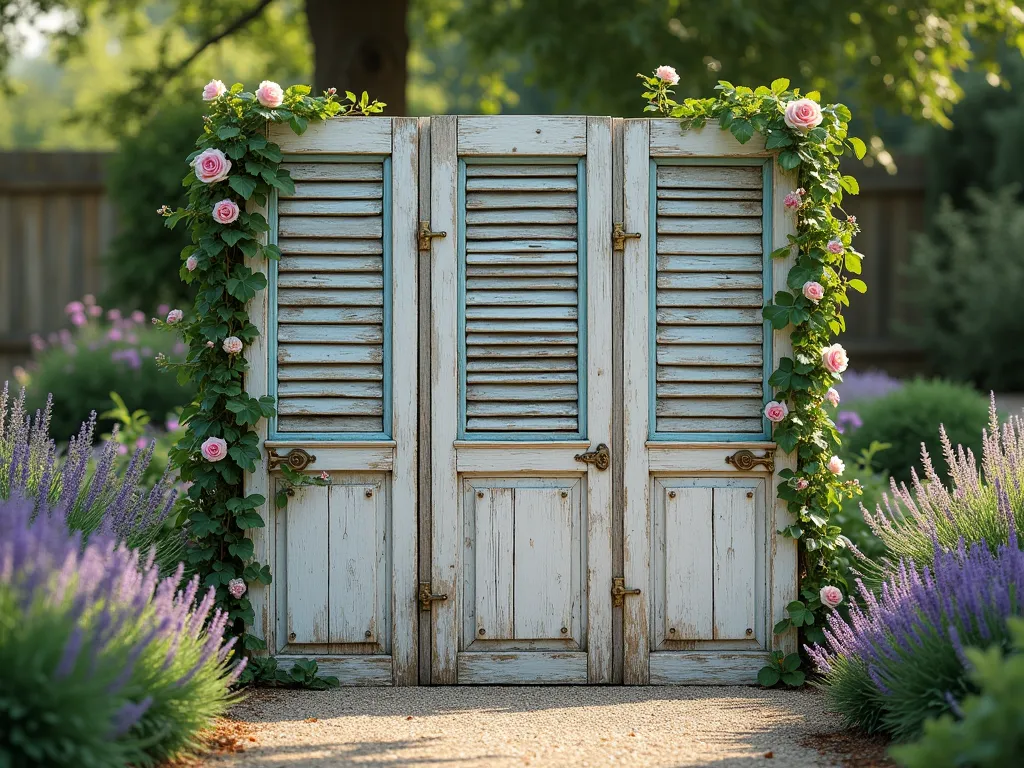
[891,616,1024,767]
[842,379,989,486]
[834,441,890,568]
[18,296,194,442]
[907,187,1024,391]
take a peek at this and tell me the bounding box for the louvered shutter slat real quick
[654,164,766,437]
[276,159,387,435]
[463,161,582,436]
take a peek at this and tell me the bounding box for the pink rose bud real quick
[166,309,184,324]
[107,309,121,321]
[821,343,849,374]
[847,215,857,224]
[203,79,227,101]
[795,478,809,491]
[131,310,145,323]
[222,336,243,355]
[320,471,330,481]
[802,281,825,303]
[327,87,337,96]
[827,239,845,255]
[212,199,240,225]
[825,387,840,408]
[256,80,284,108]
[206,341,215,348]
[228,578,247,599]
[655,65,680,85]
[88,305,102,318]
[186,255,198,272]
[783,191,803,211]
[783,98,823,132]
[827,455,845,475]
[191,148,232,184]
[201,436,228,462]
[764,400,789,423]
[157,303,169,315]
[65,301,84,315]
[819,585,843,609]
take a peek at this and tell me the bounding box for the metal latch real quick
[418,582,448,611]
[725,448,775,472]
[612,222,641,250]
[418,221,447,251]
[574,443,610,471]
[267,447,316,471]
[611,577,641,608]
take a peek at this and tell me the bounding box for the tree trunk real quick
[305,0,409,115]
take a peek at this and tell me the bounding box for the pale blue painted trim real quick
[457,155,587,442]
[268,154,392,442]
[648,156,774,443]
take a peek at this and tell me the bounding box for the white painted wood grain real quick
[274,654,392,686]
[458,116,587,156]
[429,114,461,684]
[390,116,419,685]
[664,486,714,640]
[650,119,768,157]
[475,487,515,639]
[646,443,775,473]
[328,483,381,644]
[621,118,652,685]
[282,162,383,182]
[262,441,394,471]
[713,486,757,640]
[648,651,769,685]
[286,485,330,644]
[270,117,392,154]
[454,443,590,473]
[456,651,588,684]
[514,487,574,639]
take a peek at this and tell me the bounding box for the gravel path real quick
[213,686,844,767]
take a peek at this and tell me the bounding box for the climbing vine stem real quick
[639,72,866,671]
[162,81,384,659]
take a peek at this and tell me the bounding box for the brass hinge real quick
[611,577,641,608]
[418,582,449,611]
[612,222,641,250]
[267,447,316,471]
[418,220,447,251]
[574,443,610,471]
[725,448,775,472]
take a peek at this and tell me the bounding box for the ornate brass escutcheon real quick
[574,443,610,471]
[611,577,642,608]
[418,220,447,251]
[612,222,642,250]
[725,448,775,472]
[267,447,317,472]
[418,582,449,611]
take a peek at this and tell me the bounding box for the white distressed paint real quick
[458,116,588,156]
[712,486,758,640]
[285,485,330,644]
[457,651,588,684]
[474,487,515,639]
[328,482,383,645]
[514,487,575,639]
[663,485,714,641]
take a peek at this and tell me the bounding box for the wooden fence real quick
[0,149,925,385]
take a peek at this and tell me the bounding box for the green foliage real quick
[166,82,383,655]
[757,650,805,688]
[891,617,1024,768]
[834,440,890,566]
[843,379,989,486]
[907,188,1024,391]
[238,656,340,690]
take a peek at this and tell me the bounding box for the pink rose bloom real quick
[166,309,184,324]
[764,400,789,423]
[117,443,128,456]
[212,199,240,224]
[222,336,243,355]
[136,437,148,450]
[65,301,84,315]
[88,305,102,318]
[795,478,809,491]
[820,585,843,609]
[202,79,227,101]
[655,65,679,85]
[827,239,844,255]
[783,190,802,212]
[228,578,247,599]
[107,309,122,321]
[821,343,849,374]
[783,98,823,132]
[320,471,330,481]
[802,281,825,303]
[827,455,845,475]
[157,303,170,316]
[201,436,228,462]
[107,328,122,342]
[131,310,146,324]
[186,255,198,272]
[256,80,284,108]
[825,387,840,408]
[70,312,87,327]
[191,148,232,184]
[166,417,180,432]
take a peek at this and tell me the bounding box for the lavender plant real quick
[0,383,182,568]
[0,495,245,766]
[863,396,1024,573]
[808,510,1024,740]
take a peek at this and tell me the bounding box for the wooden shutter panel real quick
[462,161,582,435]
[654,163,768,437]
[275,160,388,434]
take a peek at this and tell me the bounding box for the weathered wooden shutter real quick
[653,162,769,438]
[461,160,583,436]
[275,158,388,435]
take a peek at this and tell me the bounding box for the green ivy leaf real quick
[217,125,241,140]
[770,78,790,95]
[228,174,258,200]
[778,150,801,170]
[730,119,755,144]
[848,278,867,293]
[839,175,860,195]
[847,136,867,160]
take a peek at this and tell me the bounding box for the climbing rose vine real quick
[639,72,866,674]
[161,81,384,657]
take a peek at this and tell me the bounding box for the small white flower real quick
[222,336,243,355]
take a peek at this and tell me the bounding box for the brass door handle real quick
[418,221,447,251]
[418,582,449,611]
[267,447,316,471]
[612,222,642,250]
[611,577,641,608]
[574,443,610,471]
